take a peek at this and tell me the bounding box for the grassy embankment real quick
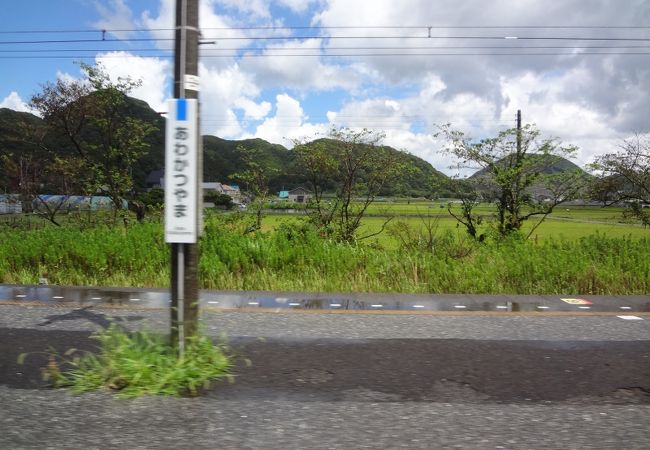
[0,204,648,295]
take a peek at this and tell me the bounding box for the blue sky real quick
[2,0,649,175]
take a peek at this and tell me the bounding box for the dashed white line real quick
[247,302,259,306]
[537,306,550,310]
[619,306,632,310]
[91,297,102,300]
[52,296,64,299]
[453,305,467,309]
[288,302,301,306]
[579,306,591,310]
[617,315,643,321]
[371,304,383,308]
[330,303,341,307]
[413,305,425,308]
[496,305,508,309]
[208,301,219,304]
[15,294,26,298]
[130,298,141,302]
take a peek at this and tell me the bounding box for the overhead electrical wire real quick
[2,52,648,59]
[3,45,650,52]
[3,35,650,45]
[1,25,649,34]
[1,25,647,59]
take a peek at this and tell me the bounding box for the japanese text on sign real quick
[165,99,198,243]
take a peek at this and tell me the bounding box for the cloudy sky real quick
[1,0,649,175]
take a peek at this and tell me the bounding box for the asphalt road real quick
[1,303,649,450]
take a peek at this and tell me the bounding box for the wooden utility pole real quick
[171,0,201,353]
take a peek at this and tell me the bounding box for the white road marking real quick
[619,306,632,310]
[579,306,591,309]
[617,315,643,321]
[15,294,26,298]
[496,305,508,309]
[413,305,425,308]
[247,302,259,306]
[371,304,383,308]
[52,296,64,299]
[537,306,550,310]
[330,303,341,307]
[130,298,140,301]
[454,305,467,309]
[91,297,102,300]
[208,301,219,304]
[288,302,301,306]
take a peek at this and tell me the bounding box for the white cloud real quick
[200,62,269,137]
[92,0,136,39]
[240,39,362,91]
[0,92,32,113]
[235,98,272,120]
[96,52,172,112]
[251,93,329,146]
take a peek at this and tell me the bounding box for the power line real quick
[3,35,650,45]
[3,44,650,53]
[0,38,172,45]
[2,52,648,60]
[1,25,650,34]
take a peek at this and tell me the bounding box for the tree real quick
[437,124,586,238]
[230,145,278,231]
[294,127,402,242]
[204,191,234,210]
[591,135,650,227]
[29,62,157,222]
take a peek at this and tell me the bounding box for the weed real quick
[19,324,231,398]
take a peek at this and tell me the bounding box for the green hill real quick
[0,99,448,197]
[468,153,586,180]
[465,153,590,200]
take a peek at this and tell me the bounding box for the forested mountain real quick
[468,153,587,180]
[0,98,449,197]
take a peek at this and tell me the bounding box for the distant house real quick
[288,187,312,203]
[203,182,243,204]
[220,184,243,204]
[146,171,243,204]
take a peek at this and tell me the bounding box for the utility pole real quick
[171,0,201,354]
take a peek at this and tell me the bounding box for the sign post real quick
[167,0,200,356]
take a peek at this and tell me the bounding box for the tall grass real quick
[0,222,168,286]
[1,215,648,294]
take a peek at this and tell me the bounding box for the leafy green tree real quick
[230,145,278,231]
[204,191,234,210]
[29,62,157,222]
[294,127,402,242]
[437,124,586,238]
[591,135,650,227]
